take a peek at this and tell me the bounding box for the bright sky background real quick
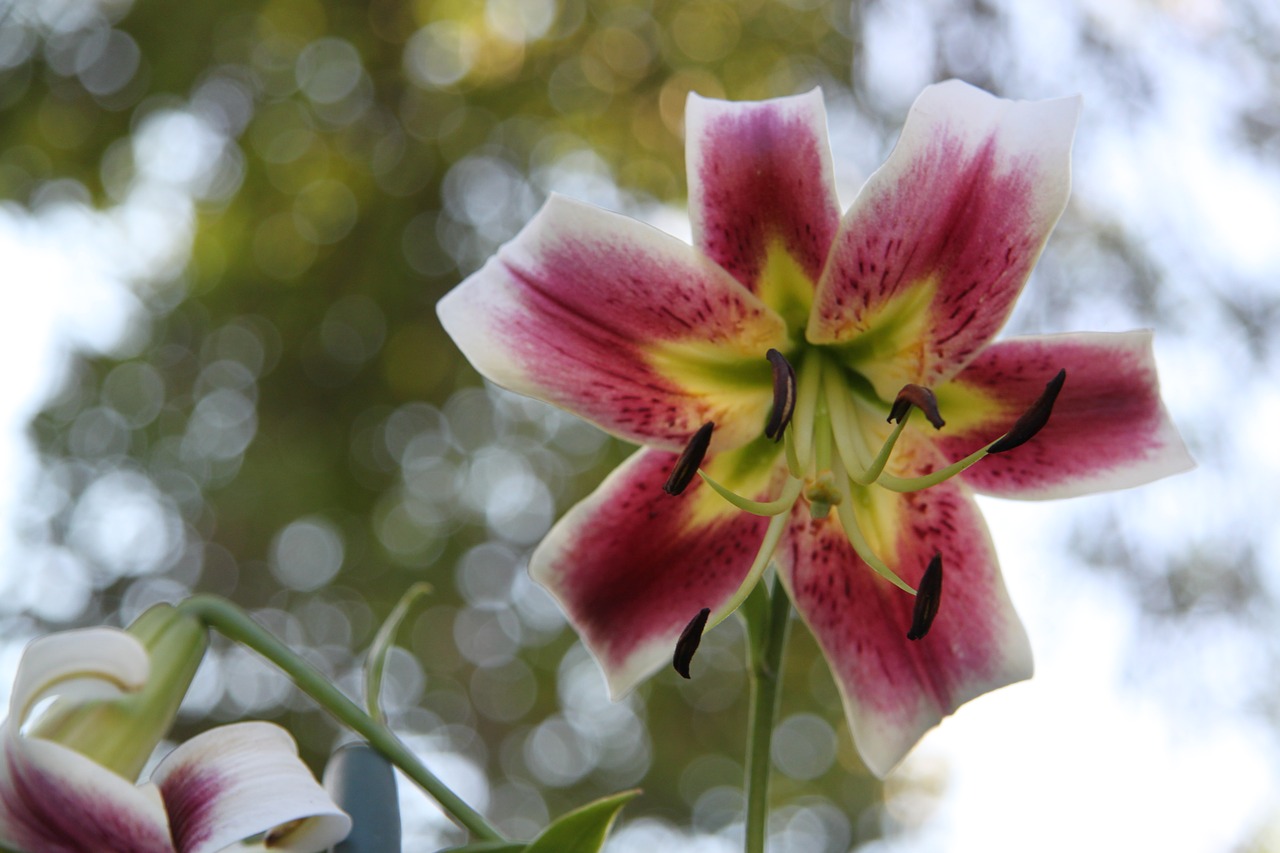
[1,0,1278,850]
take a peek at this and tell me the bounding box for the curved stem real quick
[177,594,505,843]
[744,575,792,853]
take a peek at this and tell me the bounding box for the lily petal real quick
[934,330,1195,499]
[777,471,1031,778]
[530,445,783,697]
[153,722,350,853]
[437,194,788,453]
[0,730,173,853]
[9,628,149,724]
[687,90,840,317]
[808,80,1080,398]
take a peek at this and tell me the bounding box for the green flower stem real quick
[744,574,792,853]
[176,594,504,843]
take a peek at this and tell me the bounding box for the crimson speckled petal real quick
[937,331,1194,499]
[687,89,841,296]
[808,81,1080,399]
[531,447,777,697]
[438,195,786,453]
[777,477,1031,778]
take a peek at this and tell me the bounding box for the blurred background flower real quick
[0,0,1274,850]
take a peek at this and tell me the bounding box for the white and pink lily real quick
[0,627,351,852]
[438,81,1192,776]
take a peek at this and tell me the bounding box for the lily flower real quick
[0,626,351,852]
[437,81,1192,776]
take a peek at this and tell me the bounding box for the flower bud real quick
[28,604,207,781]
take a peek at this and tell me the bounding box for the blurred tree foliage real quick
[4,0,894,845]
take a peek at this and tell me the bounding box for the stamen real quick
[876,369,1068,492]
[764,349,796,441]
[698,471,804,516]
[907,554,943,640]
[709,511,793,628]
[832,458,915,593]
[664,422,714,495]
[783,424,803,478]
[791,354,823,473]
[673,607,712,678]
[849,413,909,487]
[987,369,1066,454]
[823,365,873,475]
[889,384,945,429]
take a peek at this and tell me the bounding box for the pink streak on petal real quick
[778,481,1031,778]
[152,723,350,853]
[159,762,222,853]
[688,90,841,292]
[0,735,174,853]
[941,332,1194,500]
[531,448,772,696]
[809,81,1079,392]
[438,196,784,452]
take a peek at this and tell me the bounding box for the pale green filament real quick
[791,351,823,473]
[813,400,833,473]
[783,425,803,478]
[823,365,874,475]
[822,360,912,486]
[875,442,993,492]
[719,511,793,617]
[832,456,915,593]
[849,406,910,486]
[698,472,804,517]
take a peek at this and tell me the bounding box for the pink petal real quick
[935,331,1194,499]
[808,80,1081,398]
[531,445,783,696]
[0,730,174,853]
[438,195,788,453]
[777,475,1031,778]
[687,90,841,302]
[154,722,350,853]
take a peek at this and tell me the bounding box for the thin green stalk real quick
[177,594,504,843]
[744,575,792,853]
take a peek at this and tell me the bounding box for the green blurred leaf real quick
[436,843,526,853]
[524,789,640,853]
[364,581,432,723]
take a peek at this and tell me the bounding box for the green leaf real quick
[364,582,432,723]
[524,789,641,853]
[435,843,526,853]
